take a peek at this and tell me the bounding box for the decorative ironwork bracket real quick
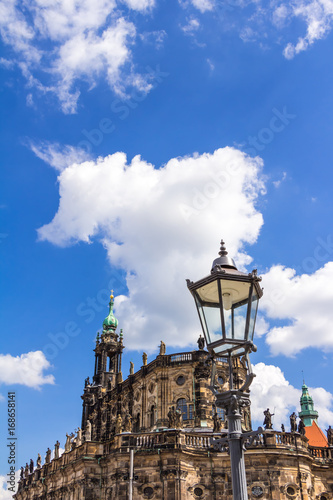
[210,427,264,453]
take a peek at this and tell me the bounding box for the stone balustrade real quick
[17,429,333,491]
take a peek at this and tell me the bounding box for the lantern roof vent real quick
[211,240,237,272]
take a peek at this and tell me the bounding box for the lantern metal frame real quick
[186,245,263,358]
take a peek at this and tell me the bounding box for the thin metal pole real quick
[227,405,249,500]
[129,449,134,500]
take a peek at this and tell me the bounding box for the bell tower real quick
[81,292,124,435]
[93,291,124,388]
[299,383,318,426]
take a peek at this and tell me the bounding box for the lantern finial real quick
[211,239,237,272]
[219,240,228,257]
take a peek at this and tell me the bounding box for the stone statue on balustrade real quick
[197,335,205,350]
[24,463,29,478]
[20,467,24,480]
[281,424,285,433]
[213,412,222,433]
[142,352,147,366]
[123,413,132,432]
[85,420,92,442]
[130,361,134,375]
[298,419,306,436]
[75,427,82,447]
[326,426,333,446]
[168,406,176,428]
[45,448,51,464]
[115,414,123,434]
[65,433,74,452]
[263,408,274,430]
[54,440,60,459]
[175,408,183,429]
[29,459,34,474]
[37,454,42,468]
[290,412,298,432]
[159,341,166,356]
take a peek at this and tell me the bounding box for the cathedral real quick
[15,293,333,499]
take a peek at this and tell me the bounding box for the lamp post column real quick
[215,391,250,500]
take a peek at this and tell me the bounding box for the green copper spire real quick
[299,383,318,426]
[103,291,118,331]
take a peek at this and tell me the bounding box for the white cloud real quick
[0,470,20,499]
[283,0,333,59]
[251,362,333,430]
[123,0,155,10]
[139,30,167,48]
[272,4,291,28]
[251,362,300,427]
[272,171,287,188]
[261,262,333,356]
[181,17,201,35]
[0,351,55,389]
[206,58,215,70]
[190,0,215,13]
[179,0,333,58]
[0,0,155,113]
[28,141,91,172]
[36,147,265,351]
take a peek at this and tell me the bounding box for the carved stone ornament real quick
[251,483,265,498]
[188,484,207,498]
[282,483,299,499]
[215,390,251,416]
[148,382,156,393]
[134,391,141,402]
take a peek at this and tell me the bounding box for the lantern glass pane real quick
[195,280,222,345]
[195,295,209,340]
[202,304,222,344]
[220,279,251,342]
[248,290,259,341]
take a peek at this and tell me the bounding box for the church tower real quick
[81,291,124,437]
[93,290,124,388]
[299,383,319,426]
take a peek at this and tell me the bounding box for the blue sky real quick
[1,0,333,495]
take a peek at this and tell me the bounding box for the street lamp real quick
[187,240,263,500]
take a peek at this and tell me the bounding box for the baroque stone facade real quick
[15,296,333,499]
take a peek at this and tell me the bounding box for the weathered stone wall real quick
[15,432,333,500]
[81,350,250,443]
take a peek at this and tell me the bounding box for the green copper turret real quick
[299,383,318,426]
[103,291,118,331]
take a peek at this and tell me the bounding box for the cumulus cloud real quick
[0,0,155,113]
[261,262,333,356]
[0,351,55,389]
[35,147,265,351]
[251,362,333,430]
[251,362,300,427]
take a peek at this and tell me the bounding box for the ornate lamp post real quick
[187,240,263,500]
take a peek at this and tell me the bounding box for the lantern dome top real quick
[211,240,237,272]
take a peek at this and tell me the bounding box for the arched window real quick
[150,406,155,427]
[176,398,188,420]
